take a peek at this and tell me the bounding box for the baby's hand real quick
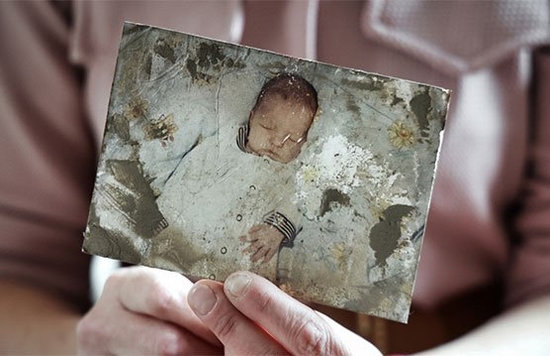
[240,224,284,263]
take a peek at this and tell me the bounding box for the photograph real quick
[83,22,449,322]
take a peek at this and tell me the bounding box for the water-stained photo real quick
[83,23,449,322]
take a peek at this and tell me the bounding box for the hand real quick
[77,266,222,355]
[240,224,284,263]
[188,271,382,355]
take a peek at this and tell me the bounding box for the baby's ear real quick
[236,125,249,153]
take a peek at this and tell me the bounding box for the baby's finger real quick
[251,245,268,263]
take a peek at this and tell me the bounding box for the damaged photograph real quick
[83,22,450,322]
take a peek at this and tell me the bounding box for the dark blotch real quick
[106,160,168,239]
[154,39,176,63]
[186,58,197,79]
[196,42,225,68]
[409,90,431,137]
[319,189,350,216]
[369,204,414,266]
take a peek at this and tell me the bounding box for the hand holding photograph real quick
[83,22,450,323]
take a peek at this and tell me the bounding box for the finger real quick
[251,244,275,263]
[251,245,267,263]
[262,246,277,264]
[251,245,265,262]
[242,241,261,255]
[239,234,258,243]
[223,272,347,355]
[114,266,220,346]
[78,301,220,355]
[187,280,289,355]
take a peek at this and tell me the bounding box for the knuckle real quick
[154,329,186,356]
[213,310,239,340]
[103,267,139,295]
[103,270,125,291]
[255,290,275,314]
[145,281,174,317]
[75,318,92,348]
[293,319,331,355]
[77,312,109,351]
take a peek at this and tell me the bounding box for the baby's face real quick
[246,95,314,163]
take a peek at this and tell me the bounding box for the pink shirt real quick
[1,0,549,311]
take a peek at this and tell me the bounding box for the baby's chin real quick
[268,153,292,164]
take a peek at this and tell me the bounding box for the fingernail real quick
[225,272,251,298]
[188,284,217,315]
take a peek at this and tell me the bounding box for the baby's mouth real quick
[260,149,292,164]
[250,146,290,163]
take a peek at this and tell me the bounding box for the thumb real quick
[223,272,382,355]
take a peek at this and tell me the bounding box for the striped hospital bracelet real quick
[262,211,299,248]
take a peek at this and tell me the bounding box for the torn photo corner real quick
[83,22,450,323]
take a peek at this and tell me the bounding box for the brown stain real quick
[143,114,179,144]
[319,188,351,217]
[146,226,207,272]
[346,95,361,116]
[83,208,144,264]
[106,160,168,239]
[368,204,414,266]
[154,38,176,63]
[409,89,432,138]
[108,113,130,142]
[185,58,198,79]
[196,42,226,67]
[344,274,407,316]
[186,40,246,82]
